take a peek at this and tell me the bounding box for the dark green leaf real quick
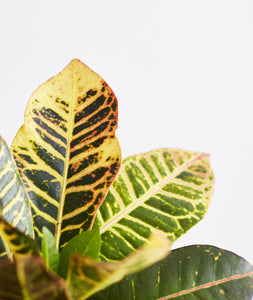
[89,245,253,300]
[42,227,60,273]
[58,228,101,278]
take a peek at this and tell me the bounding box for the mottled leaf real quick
[11,59,121,249]
[90,245,253,300]
[0,135,33,259]
[67,232,171,300]
[96,149,214,261]
[0,217,39,259]
[0,255,70,300]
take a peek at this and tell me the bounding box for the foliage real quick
[90,245,253,300]
[95,148,213,261]
[11,59,121,249]
[0,59,252,299]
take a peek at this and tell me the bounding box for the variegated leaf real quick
[11,59,121,249]
[96,148,214,261]
[0,217,39,258]
[67,232,171,300]
[0,136,33,259]
[0,255,70,299]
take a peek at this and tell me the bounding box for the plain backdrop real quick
[0,1,253,264]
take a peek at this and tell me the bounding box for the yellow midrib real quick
[55,62,76,249]
[100,153,207,234]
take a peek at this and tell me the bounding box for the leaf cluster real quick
[0,59,252,300]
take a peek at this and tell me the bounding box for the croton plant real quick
[0,59,252,300]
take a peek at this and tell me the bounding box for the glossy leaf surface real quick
[0,217,39,259]
[67,232,171,300]
[11,59,121,249]
[0,255,70,300]
[96,149,214,261]
[0,136,33,259]
[58,228,101,278]
[90,245,253,300]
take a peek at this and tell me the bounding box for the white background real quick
[1,1,253,264]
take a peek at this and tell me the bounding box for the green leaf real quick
[11,59,121,249]
[0,255,70,300]
[58,228,101,279]
[90,245,253,300]
[95,149,214,261]
[42,227,60,273]
[0,217,39,258]
[0,135,33,259]
[67,232,171,300]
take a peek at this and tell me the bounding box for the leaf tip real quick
[68,58,83,66]
[67,58,92,73]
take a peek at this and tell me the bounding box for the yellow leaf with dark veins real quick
[11,59,121,249]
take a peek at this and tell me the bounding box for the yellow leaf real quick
[11,59,121,249]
